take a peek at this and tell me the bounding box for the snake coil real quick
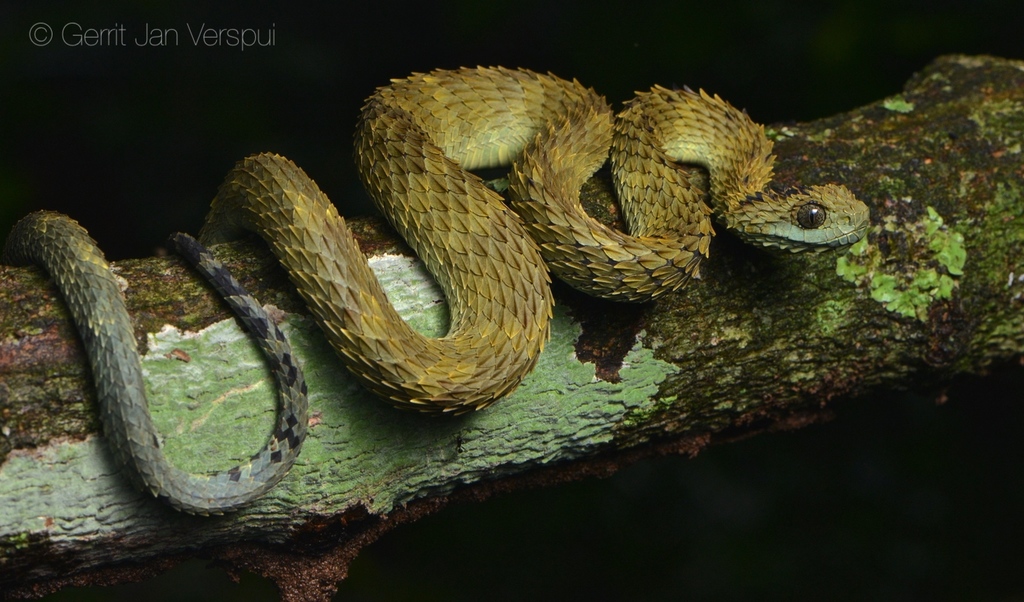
[3,67,868,512]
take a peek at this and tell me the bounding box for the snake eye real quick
[796,202,827,229]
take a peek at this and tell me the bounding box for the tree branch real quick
[2,54,1023,601]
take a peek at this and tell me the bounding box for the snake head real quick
[726,184,870,252]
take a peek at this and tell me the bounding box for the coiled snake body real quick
[3,67,869,512]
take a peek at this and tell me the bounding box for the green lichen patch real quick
[882,96,915,113]
[969,98,1024,154]
[143,321,281,473]
[966,180,1024,357]
[837,206,966,321]
[619,391,678,431]
[804,128,834,143]
[874,175,910,199]
[284,304,678,515]
[765,126,797,141]
[367,254,449,337]
[814,299,851,338]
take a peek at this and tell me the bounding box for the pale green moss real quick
[925,207,966,276]
[957,171,978,198]
[143,322,281,472]
[882,96,915,113]
[967,180,1024,360]
[6,531,30,550]
[837,206,966,321]
[712,399,735,412]
[813,299,850,338]
[992,180,1024,215]
[874,175,910,199]
[765,126,797,141]
[804,128,834,143]
[968,98,1024,154]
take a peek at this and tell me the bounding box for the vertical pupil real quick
[798,203,826,229]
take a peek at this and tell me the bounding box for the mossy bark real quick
[1,54,1023,601]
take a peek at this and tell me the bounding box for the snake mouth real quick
[796,221,871,252]
[729,212,871,253]
[831,222,871,248]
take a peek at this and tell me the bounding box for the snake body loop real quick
[3,213,307,514]
[4,67,869,511]
[204,67,868,412]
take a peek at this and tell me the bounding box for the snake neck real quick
[617,85,869,252]
[611,97,714,243]
[630,86,776,213]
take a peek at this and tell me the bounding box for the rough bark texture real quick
[1,54,1023,600]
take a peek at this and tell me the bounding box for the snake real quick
[3,67,869,512]
[3,214,307,514]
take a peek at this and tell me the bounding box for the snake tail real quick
[3,212,307,514]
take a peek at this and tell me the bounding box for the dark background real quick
[2,1,1023,599]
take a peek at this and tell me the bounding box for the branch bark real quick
[2,54,1023,601]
